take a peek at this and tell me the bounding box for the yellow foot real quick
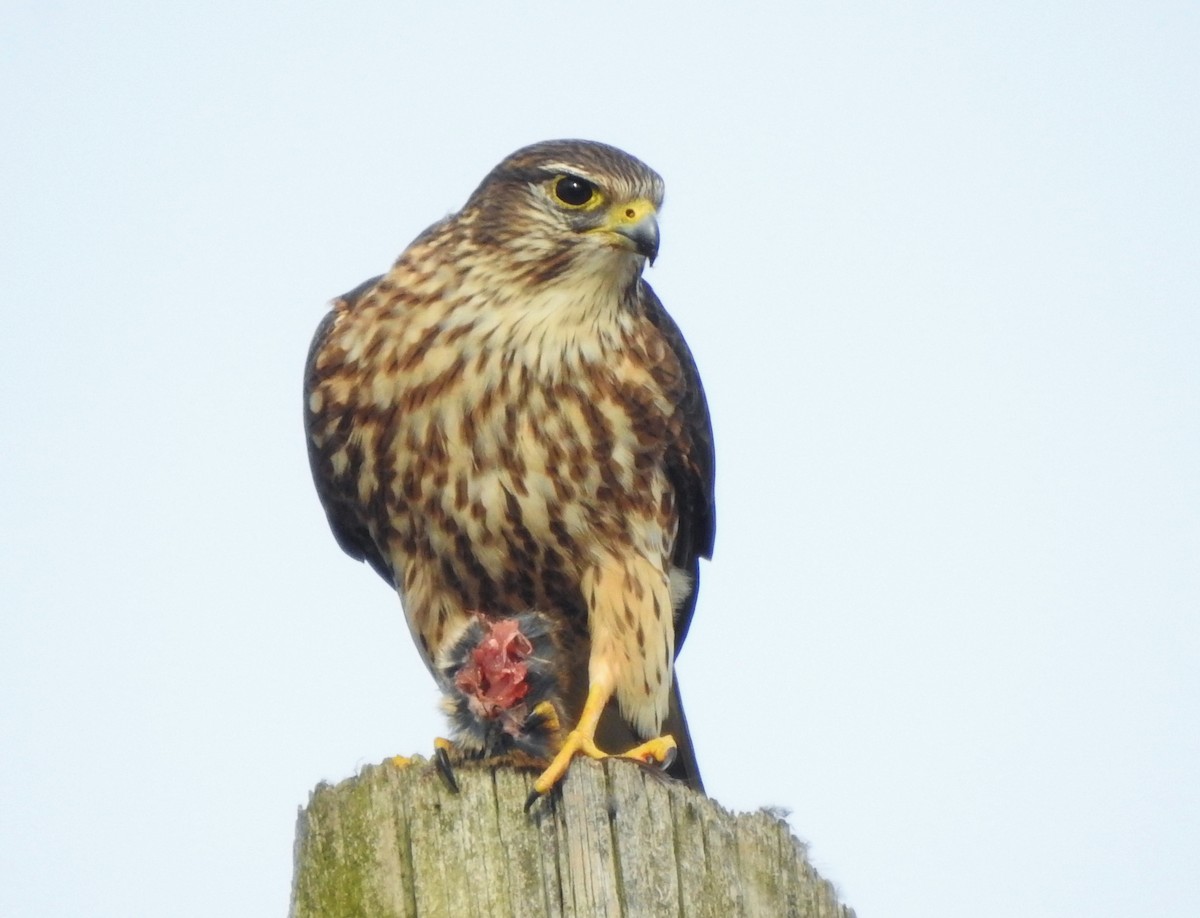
[525,700,563,740]
[525,731,678,811]
[620,735,678,770]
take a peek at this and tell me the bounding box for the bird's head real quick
[436,610,566,760]
[463,139,665,277]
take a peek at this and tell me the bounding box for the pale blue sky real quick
[3,2,1197,916]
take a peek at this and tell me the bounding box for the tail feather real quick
[662,677,703,792]
[593,678,704,793]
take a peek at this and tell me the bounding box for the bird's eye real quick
[553,175,596,207]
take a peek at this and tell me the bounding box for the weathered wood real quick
[290,757,855,918]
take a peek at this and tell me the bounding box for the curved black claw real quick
[524,783,561,814]
[659,744,678,772]
[435,745,460,794]
[523,788,542,813]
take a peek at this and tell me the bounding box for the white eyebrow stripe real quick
[541,162,600,180]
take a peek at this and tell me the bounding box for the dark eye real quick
[554,175,595,207]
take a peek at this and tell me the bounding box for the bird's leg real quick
[532,673,613,782]
[526,675,611,807]
[526,558,678,808]
[525,676,677,808]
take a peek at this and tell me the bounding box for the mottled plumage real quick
[304,139,714,791]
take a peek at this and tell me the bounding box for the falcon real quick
[304,139,715,799]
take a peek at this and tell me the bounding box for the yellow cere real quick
[606,197,656,229]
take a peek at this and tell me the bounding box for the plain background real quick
[3,2,1197,916]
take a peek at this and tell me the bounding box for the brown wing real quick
[638,281,714,790]
[303,274,395,585]
[639,280,715,653]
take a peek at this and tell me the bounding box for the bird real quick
[303,139,715,800]
[437,609,567,764]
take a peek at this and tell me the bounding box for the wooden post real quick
[290,753,854,916]
[290,757,855,918]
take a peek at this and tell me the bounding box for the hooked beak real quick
[602,198,660,264]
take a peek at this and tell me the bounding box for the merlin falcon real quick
[304,139,715,797]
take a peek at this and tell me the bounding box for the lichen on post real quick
[290,758,854,918]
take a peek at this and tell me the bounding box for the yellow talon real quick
[530,730,605,796]
[619,735,677,768]
[527,700,563,741]
[525,675,680,810]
